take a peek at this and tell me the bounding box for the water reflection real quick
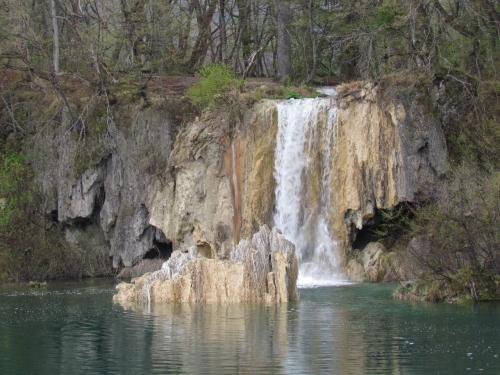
[1,281,499,375]
[116,286,500,375]
[118,302,290,373]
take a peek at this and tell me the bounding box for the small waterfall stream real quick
[274,89,348,287]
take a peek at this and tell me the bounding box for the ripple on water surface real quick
[0,280,499,375]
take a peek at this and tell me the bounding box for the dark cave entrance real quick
[351,202,414,250]
[143,227,173,260]
[351,222,380,250]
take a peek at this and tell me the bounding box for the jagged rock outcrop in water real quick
[113,225,298,304]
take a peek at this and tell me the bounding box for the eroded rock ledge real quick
[113,225,298,304]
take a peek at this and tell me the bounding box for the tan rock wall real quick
[238,101,278,239]
[148,114,235,258]
[147,101,278,260]
[330,83,447,256]
[146,82,447,277]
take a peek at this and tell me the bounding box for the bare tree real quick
[306,0,316,81]
[275,0,291,81]
[187,0,218,70]
[49,0,60,74]
[218,0,227,61]
[236,0,252,69]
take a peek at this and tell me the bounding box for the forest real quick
[0,1,497,159]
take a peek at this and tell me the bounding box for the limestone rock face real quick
[346,242,387,282]
[148,113,235,259]
[346,241,421,282]
[148,100,279,259]
[113,225,298,304]
[31,80,448,280]
[230,224,298,303]
[117,259,165,280]
[33,107,177,267]
[32,97,278,270]
[331,83,447,253]
[57,165,105,222]
[238,101,278,239]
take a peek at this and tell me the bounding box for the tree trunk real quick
[236,0,252,68]
[219,0,227,62]
[188,0,218,70]
[306,0,316,81]
[49,0,60,74]
[275,0,291,82]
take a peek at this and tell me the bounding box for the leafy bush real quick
[0,151,111,283]
[0,152,32,226]
[369,203,414,247]
[284,88,301,99]
[374,5,399,26]
[407,164,500,302]
[187,64,243,108]
[281,85,319,100]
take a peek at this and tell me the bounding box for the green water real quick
[0,280,499,374]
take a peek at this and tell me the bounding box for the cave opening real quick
[351,222,380,250]
[49,209,59,223]
[143,240,173,259]
[351,202,414,250]
[143,227,173,260]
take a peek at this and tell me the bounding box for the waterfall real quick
[273,89,348,287]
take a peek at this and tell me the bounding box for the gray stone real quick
[32,107,177,268]
[117,258,165,280]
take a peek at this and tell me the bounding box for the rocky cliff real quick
[147,100,279,261]
[331,82,447,253]
[33,105,179,268]
[32,80,447,281]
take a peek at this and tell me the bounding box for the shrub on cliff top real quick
[187,64,243,109]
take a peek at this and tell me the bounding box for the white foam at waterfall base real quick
[274,93,351,288]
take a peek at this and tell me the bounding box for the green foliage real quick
[442,77,500,169]
[408,165,500,302]
[284,88,301,99]
[0,151,111,283]
[0,152,32,226]
[187,64,243,109]
[438,37,472,72]
[393,279,456,303]
[369,203,413,247]
[283,84,320,99]
[0,226,112,283]
[374,4,399,26]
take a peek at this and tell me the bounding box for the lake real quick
[1,280,499,374]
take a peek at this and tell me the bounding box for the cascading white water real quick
[274,89,349,287]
